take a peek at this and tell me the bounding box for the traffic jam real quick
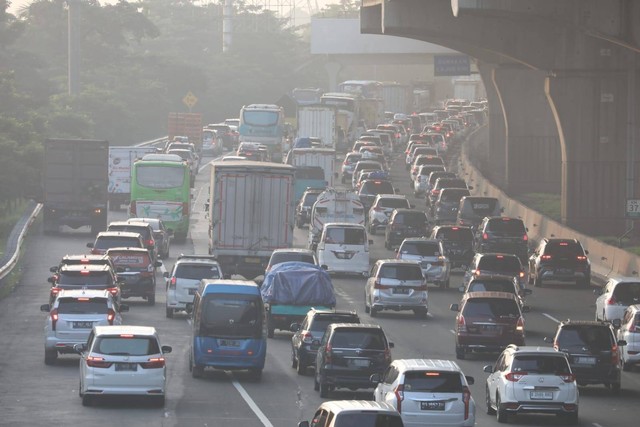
[35,92,640,427]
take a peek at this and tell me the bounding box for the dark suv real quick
[314,323,394,398]
[295,188,324,228]
[450,291,527,359]
[431,188,470,225]
[107,221,157,261]
[528,238,591,287]
[384,209,429,250]
[546,320,626,394]
[48,264,121,305]
[474,216,529,262]
[464,252,527,291]
[456,196,502,230]
[290,309,360,375]
[106,247,162,305]
[430,225,475,269]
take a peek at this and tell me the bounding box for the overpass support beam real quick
[476,63,506,187]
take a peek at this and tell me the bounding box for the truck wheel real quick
[165,307,174,318]
[148,294,155,306]
[267,314,275,338]
[44,349,57,365]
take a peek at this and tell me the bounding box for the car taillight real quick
[301,331,313,344]
[86,356,113,368]
[394,384,404,413]
[516,316,525,332]
[519,271,525,279]
[51,309,59,331]
[374,280,391,290]
[140,357,166,369]
[558,373,576,383]
[412,167,418,174]
[523,234,528,241]
[373,207,383,212]
[107,287,118,298]
[107,309,116,325]
[140,271,154,278]
[541,254,552,260]
[343,160,348,165]
[630,323,637,333]
[146,239,154,247]
[606,296,616,305]
[431,189,440,196]
[169,277,177,290]
[51,287,61,297]
[612,344,619,365]
[473,269,481,276]
[457,314,467,333]
[483,232,488,240]
[325,344,332,364]
[462,385,471,420]
[577,255,587,261]
[505,371,527,382]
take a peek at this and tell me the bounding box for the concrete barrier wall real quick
[461,126,639,283]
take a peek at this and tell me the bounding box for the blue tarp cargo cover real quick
[293,137,312,148]
[260,262,336,306]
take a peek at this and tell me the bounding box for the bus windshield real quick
[242,111,279,126]
[136,165,185,189]
[200,295,263,339]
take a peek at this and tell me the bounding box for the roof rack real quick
[177,254,217,261]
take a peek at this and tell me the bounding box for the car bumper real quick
[539,268,589,283]
[500,401,578,416]
[83,371,166,396]
[45,338,87,353]
[571,365,620,385]
[322,370,380,390]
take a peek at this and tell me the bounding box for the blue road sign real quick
[434,55,471,76]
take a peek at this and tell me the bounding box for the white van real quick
[317,222,371,276]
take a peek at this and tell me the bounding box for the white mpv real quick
[317,222,371,276]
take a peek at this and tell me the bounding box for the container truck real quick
[381,82,413,115]
[42,139,109,235]
[108,146,157,210]
[285,147,336,189]
[296,104,337,149]
[168,112,203,152]
[207,161,295,279]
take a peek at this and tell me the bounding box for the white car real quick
[365,259,428,318]
[164,254,223,318]
[618,304,640,371]
[76,325,172,407]
[41,289,127,365]
[373,359,475,427]
[368,194,411,235]
[595,277,640,322]
[484,345,578,423]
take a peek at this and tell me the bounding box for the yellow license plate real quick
[245,257,261,263]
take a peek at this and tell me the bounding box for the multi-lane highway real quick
[1,143,639,427]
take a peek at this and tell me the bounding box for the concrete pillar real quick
[493,66,561,195]
[476,63,506,188]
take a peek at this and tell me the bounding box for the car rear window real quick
[378,198,409,209]
[309,315,360,332]
[435,227,474,241]
[403,371,462,393]
[393,212,427,226]
[435,179,467,189]
[325,227,365,245]
[612,282,640,304]
[57,297,108,314]
[302,192,320,207]
[108,225,151,240]
[440,189,470,202]
[360,181,394,195]
[400,242,440,257]
[557,326,614,350]
[544,241,585,256]
[512,355,571,373]
[94,237,142,250]
[109,251,151,267]
[463,298,520,318]
[175,263,221,280]
[331,330,386,350]
[416,156,444,167]
[487,218,526,234]
[419,165,446,176]
[94,336,160,356]
[468,280,515,294]
[295,167,325,180]
[478,256,521,272]
[335,413,402,427]
[57,271,113,286]
[379,264,424,280]
[345,154,362,165]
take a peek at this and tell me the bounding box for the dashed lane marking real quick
[230,375,274,427]
[542,313,561,324]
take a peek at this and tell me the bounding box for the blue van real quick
[190,280,266,379]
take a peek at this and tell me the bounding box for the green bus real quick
[129,154,191,241]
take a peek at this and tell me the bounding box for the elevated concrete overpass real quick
[362,0,640,236]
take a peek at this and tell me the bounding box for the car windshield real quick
[463,298,519,318]
[335,413,403,427]
[478,256,521,272]
[403,371,462,393]
[394,213,426,226]
[57,298,108,314]
[310,315,359,332]
[468,280,515,293]
[325,227,365,245]
[331,330,386,350]
[488,219,526,234]
[57,272,113,286]
[379,265,424,280]
[296,167,325,180]
[136,165,185,189]
[94,336,160,356]
[512,355,571,373]
[242,110,279,126]
[400,242,440,257]
[378,198,409,209]
[200,295,263,338]
[94,237,141,250]
[175,263,221,280]
[556,326,613,350]
[436,179,467,189]
[435,227,473,241]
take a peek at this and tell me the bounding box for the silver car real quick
[397,238,451,289]
[365,259,428,318]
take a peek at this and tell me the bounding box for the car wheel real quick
[622,357,633,372]
[486,386,496,415]
[438,281,446,290]
[579,276,590,287]
[151,395,165,407]
[534,275,542,287]
[455,346,465,360]
[81,395,93,407]
[192,364,204,379]
[558,410,579,425]
[78,380,83,398]
[319,380,330,398]
[611,382,621,395]
[413,308,428,319]
[296,359,307,376]
[291,350,298,369]
[496,393,508,423]
[369,225,375,236]
[314,373,320,391]
[44,349,57,365]
[364,293,370,313]
[166,307,174,318]
[249,368,262,381]
[163,248,170,259]
[370,306,378,317]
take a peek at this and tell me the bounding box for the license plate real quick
[530,391,553,400]
[575,356,596,365]
[188,288,197,295]
[115,363,138,372]
[219,339,240,347]
[393,287,411,294]
[420,401,445,410]
[556,269,573,275]
[481,325,498,331]
[349,359,370,368]
[245,257,261,264]
[73,321,93,329]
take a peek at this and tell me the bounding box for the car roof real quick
[324,222,366,229]
[392,208,423,214]
[470,274,517,282]
[128,217,161,225]
[105,247,150,254]
[95,231,142,239]
[392,358,463,373]
[94,325,157,337]
[60,254,110,261]
[462,291,519,301]
[271,248,315,255]
[375,194,407,200]
[309,309,358,318]
[478,252,520,259]
[108,221,151,229]
[315,400,398,415]
[57,289,111,299]
[59,264,111,272]
[400,238,440,244]
[330,323,383,330]
[376,259,422,266]
[558,319,613,327]
[506,345,566,355]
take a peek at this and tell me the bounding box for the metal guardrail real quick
[0,136,169,288]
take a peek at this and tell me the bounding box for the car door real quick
[374,365,394,402]
[366,263,379,303]
[529,241,543,273]
[378,366,399,408]
[596,280,613,317]
[487,352,505,403]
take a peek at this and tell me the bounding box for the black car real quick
[456,196,502,231]
[546,320,626,394]
[430,225,475,269]
[474,216,529,263]
[290,309,360,375]
[431,188,470,225]
[529,238,591,287]
[314,323,393,398]
[427,177,470,208]
[128,217,173,259]
[295,188,324,228]
[384,209,429,250]
[357,179,396,212]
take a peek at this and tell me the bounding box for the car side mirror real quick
[119,304,129,313]
[458,286,465,292]
[163,272,170,278]
[483,365,494,374]
[467,185,474,190]
[73,343,86,354]
[49,266,57,273]
[40,304,50,312]
[47,277,54,284]
[388,342,394,348]
[86,243,94,248]
[522,305,531,313]
[290,323,300,332]
[370,373,381,383]
[612,318,621,329]
[465,375,475,385]
[618,339,627,346]
[593,288,603,296]
[155,261,163,267]
[298,422,310,427]
[117,281,126,287]
[162,345,173,354]
[450,303,459,312]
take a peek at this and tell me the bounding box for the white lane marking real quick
[230,377,274,427]
[593,423,605,427]
[449,329,456,335]
[543,313,561,324]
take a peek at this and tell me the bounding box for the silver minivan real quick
[365,259,428,318]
